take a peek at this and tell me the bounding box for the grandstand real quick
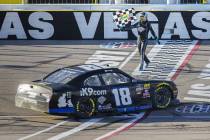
[0,0,208,4]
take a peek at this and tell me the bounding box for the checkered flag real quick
[113,8,137,29]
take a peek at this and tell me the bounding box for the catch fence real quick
[0,0,208,4]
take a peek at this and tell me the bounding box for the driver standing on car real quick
[134,12,159,70]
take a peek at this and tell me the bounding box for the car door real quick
[100,72,136,110]
[80,74,109,96]
[80,74,113,112]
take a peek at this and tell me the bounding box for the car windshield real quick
[101,72,131,85]
[43,68,83,84]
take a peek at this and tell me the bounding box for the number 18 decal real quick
[112,87,132,106]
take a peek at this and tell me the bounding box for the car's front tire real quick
[152,86,172,109]
[75,97,95,119]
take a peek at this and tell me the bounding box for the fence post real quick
[23,0,28,4]
[92,0,99,4]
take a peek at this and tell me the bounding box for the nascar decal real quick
[142,84,150,98]
[80,88,107,96]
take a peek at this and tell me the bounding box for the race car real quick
[15,64,178,118]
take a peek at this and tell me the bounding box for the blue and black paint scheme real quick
[15,64,178,118]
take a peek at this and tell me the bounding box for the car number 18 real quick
[112,87,132,106]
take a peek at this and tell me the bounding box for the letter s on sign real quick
[192,12,210,39]
[28,12,54,39]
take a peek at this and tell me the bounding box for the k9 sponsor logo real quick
[80,88,107,96]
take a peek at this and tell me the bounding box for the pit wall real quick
[0,5,209,40]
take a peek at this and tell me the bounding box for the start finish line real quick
[132,40,199,80]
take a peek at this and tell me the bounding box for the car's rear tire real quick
[75,97,95,119]
[152,86,171,109]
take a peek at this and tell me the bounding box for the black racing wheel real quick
[152,86,172,109]
[75,97,95,119]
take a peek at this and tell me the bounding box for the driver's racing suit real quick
[134,21,158,70]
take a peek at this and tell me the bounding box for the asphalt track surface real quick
[0,40,210,140]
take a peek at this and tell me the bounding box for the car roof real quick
[43,64,130,85]
[65,64,116,73]
[66,64,103,71]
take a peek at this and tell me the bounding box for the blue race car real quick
[15,64,178,118]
